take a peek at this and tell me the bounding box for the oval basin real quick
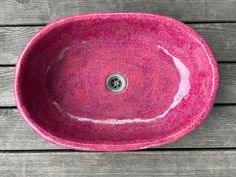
[14,13,219,151]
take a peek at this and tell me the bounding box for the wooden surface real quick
[1,0,236,25]
[1,151,236,177]
[0,0,236,176]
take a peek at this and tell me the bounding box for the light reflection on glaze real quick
[53,46,191,124]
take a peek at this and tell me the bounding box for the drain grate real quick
[106,73,127,93]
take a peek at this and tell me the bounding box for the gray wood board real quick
[0,23,236,65]
[1,0,236,25]
[0,64,235,106]
[0,151,236,177]
[0,106,235,150]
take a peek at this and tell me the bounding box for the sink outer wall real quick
[14,13,219,151]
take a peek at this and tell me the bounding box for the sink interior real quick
[15,14,218,150]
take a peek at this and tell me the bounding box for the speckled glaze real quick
[14,13,219,151]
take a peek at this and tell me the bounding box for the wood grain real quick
[0,27,39,65]
[0,64,235,106]
[0,106,235,150]
[0,0,236,25]
[0,23,236,64]
[0,151,235,176]
[0,67,14,106]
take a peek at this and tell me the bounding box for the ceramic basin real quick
[14,13,219,151]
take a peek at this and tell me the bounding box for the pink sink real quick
[14,13,219,151]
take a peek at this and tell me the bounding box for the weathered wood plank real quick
[0,67,14,106]
[216,64,236,104]
[0,106,235,150]
[0,109,60,150]
[0,64,235,106]
[0,24,236,64]
[0,0,236,25]
[0,27,39,65]
[0,151,236,176]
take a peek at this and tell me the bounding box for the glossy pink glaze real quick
[14,13,219,151]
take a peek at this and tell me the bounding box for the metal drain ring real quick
[106,73,127,93]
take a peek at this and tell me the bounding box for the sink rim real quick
[14,13,219,151]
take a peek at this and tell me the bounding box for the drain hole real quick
[106,73,127,93]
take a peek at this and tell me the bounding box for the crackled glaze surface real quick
[14,13,219,151]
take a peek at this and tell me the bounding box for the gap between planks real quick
[0,21,236,27]
[1,147,236,154]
